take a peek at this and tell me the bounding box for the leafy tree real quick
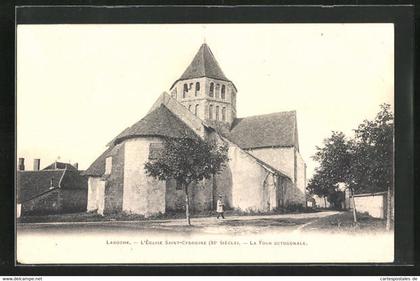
[350,103,394,228]
[349,103,393,194]
[307,131,352,208]
[307,104,394,225]
[144,134,229,225]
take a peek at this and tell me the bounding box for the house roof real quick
[42,161,78,171]
[16,170,65,203]
[170,43,235,90]
[227,111,298,150]
[112,104,198,145]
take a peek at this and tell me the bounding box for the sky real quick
[17,23,394,179]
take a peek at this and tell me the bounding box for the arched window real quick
[195,82,200,97]
[215,106,219,120]
[188,105,192,111]
[221,85,225,99]
[222,107,226,121]
[209,105,213,119]
[215,84,220,98]
[209,82,214,97]
[195,104,199,116]
[183,83,188,98]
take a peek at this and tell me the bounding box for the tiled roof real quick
[171,43,234,89]
[43,161,78,171]
[17,170,65,203]
[228,111,298,150]
[84,105,198,177]
[82,146,113,177]
[113,104,198,144]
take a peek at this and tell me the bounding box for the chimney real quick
[33,159,40,171]
[18,158,25,171]
[73,163,78,170]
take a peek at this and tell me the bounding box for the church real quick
[84,43,307,216]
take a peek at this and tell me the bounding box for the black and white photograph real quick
[16,21,395,264]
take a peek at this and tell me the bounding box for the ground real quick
[17,210,390,235]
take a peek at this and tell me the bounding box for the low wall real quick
[350,192,387,219]
[87,177,106,215]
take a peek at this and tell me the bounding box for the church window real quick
[195,104,199,116]
[209,82,214,97]
[195,82,200,96]
[183,84,188,98]
[188,105,192,111]
[215,106,219,120]
[215,84,220,98]
[222,107,226,121]
[105,157,112,174]
[209,105,213,119]
[189,83,193,89]
[149,143,164,160]
[221,85,225,99]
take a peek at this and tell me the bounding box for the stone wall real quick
[165,178,214,213]
[350,192,387,219]
[123,137,166,216]
[214,165,233,209]
[247,147,295,181]
[87,177,106,214]
[60,170,88,213]
[104,142,125,214]
[228,143,270,211]
[295,150,307,196]
[283,177,305,206]
[61,189,88,213]
[21,189,61,216]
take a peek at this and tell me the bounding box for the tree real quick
[144,134,229,225]
[350,103,394,229]
[307,104,394,226]
[307,131,352,209]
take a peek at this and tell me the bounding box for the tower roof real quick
[170,43,234,89]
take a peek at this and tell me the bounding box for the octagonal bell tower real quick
[169,43,237,128]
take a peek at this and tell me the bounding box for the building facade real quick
[17,159,88,217]
[84,43,307,216]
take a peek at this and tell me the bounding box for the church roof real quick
[113,104,198,144]
[82,147,112,177]
[170,43,234,89]
[83,104,198,177]
[228,111,298,150]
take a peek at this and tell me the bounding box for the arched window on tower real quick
[209,105,213,119]
[221,85,225,100]
[188,105,192,111]
[195,82,200,97]
[209,82,214,97]
[183,83,188,98]
[195,104,199,116]
[222,107,226,121]
[215,84,220,99]
[215,106,219,121]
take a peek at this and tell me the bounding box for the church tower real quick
[169,43,237,128]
